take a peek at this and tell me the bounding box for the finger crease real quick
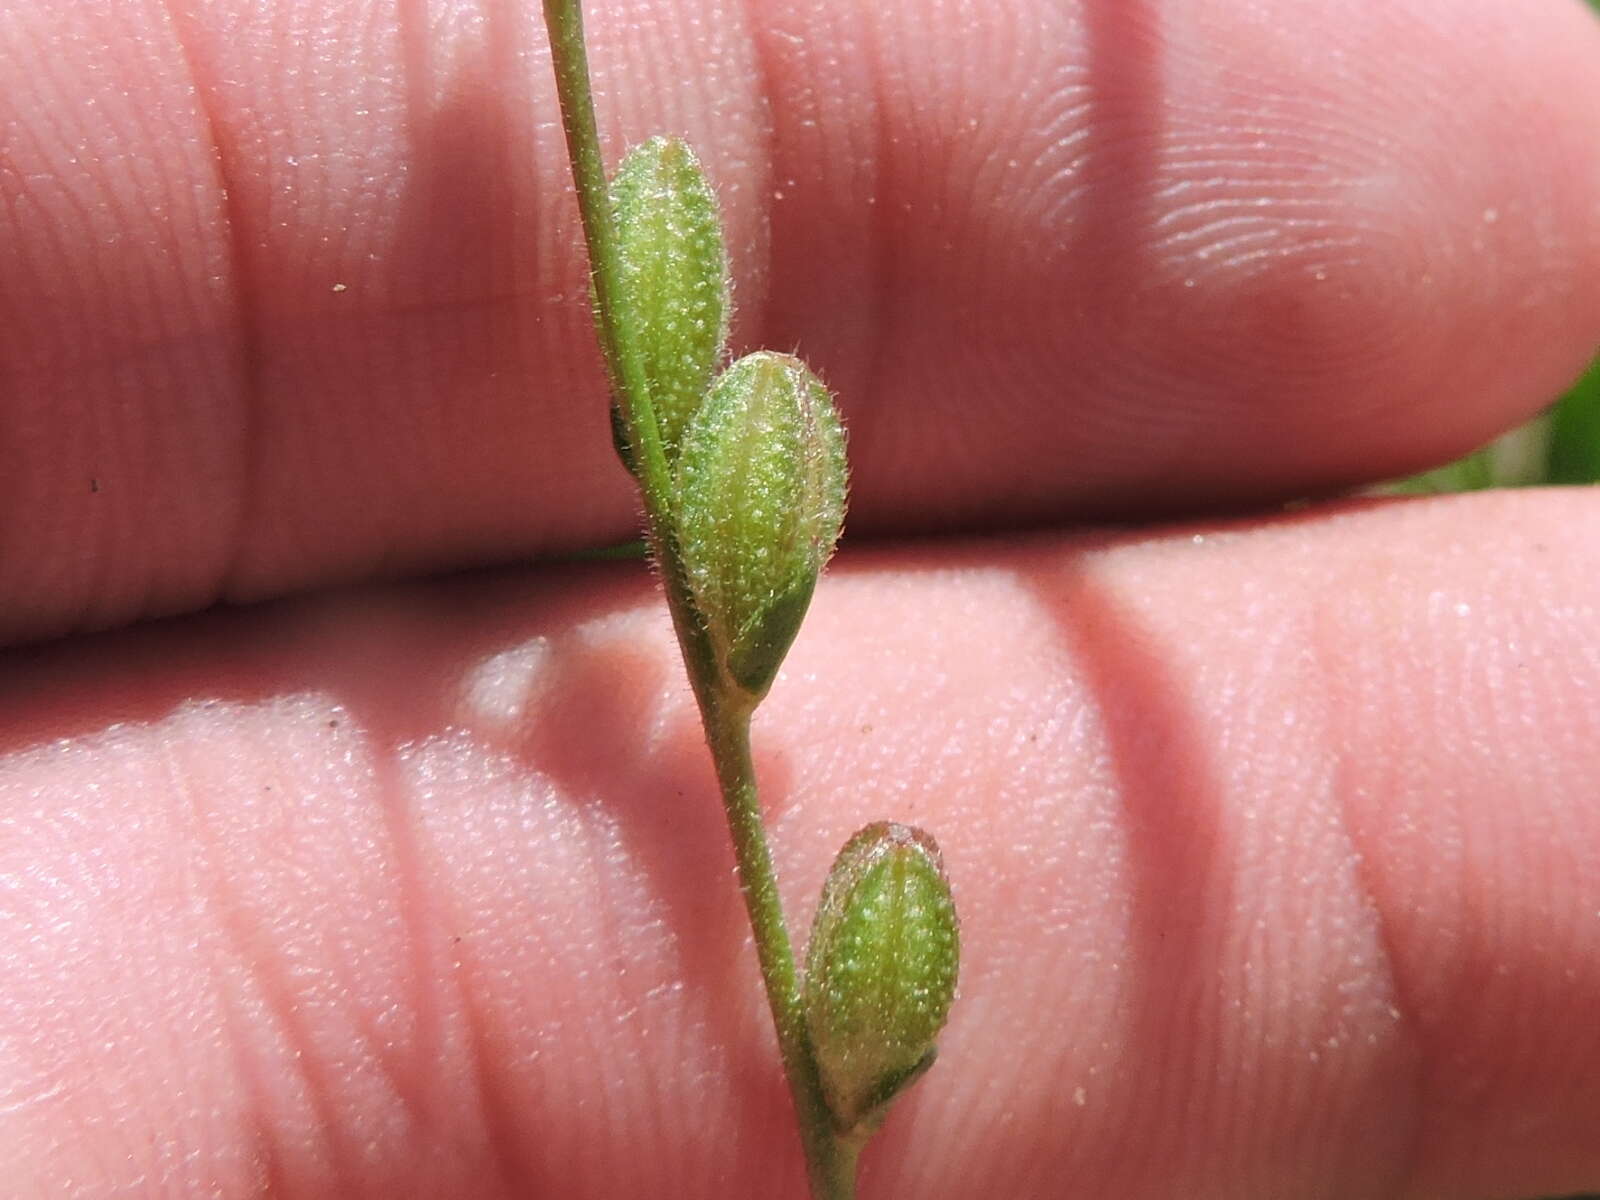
[157,0,267,606]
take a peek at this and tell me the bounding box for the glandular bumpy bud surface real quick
[607,135,730,466]
[802,822,959,1134]
[674,351,847,704]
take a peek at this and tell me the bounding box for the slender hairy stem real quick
[540,0,673,517]
[703,704,857,1200]
[540,2,857,1195]
[540,0,723,692]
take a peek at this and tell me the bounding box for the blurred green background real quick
[1385,351,1600,494]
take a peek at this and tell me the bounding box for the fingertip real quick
[761,0,1600,519]
[1084,0,1600,498]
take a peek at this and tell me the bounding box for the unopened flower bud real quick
[608,135,730,465]
[802,822,959,1134]
[674,351,847,704]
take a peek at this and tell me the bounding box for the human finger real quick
[1,489,1597,1197]
[1,0,1598,644]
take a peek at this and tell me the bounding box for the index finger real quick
[1,0,1597,644]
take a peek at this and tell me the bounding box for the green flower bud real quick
[608,134,730,463]
[802,822,959,1134]
[674,351,847,704]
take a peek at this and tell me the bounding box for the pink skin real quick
[5,495,1600,1198]
[1,0,1598,641]
[0,0,1598,1197]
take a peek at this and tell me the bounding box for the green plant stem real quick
[540,1,857,1194]
[703,703,858,1200]
[540,0,673,519]
[541,0,721,708]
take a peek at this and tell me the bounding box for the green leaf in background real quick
[1545,352,1600,484]
[1386,442,1502,494]
[1385,349,1600,493]
[1384,415,1553,494]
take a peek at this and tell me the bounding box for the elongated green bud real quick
[607,134,730,466]
[675,351,847,704]
[802,822,959,1134]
